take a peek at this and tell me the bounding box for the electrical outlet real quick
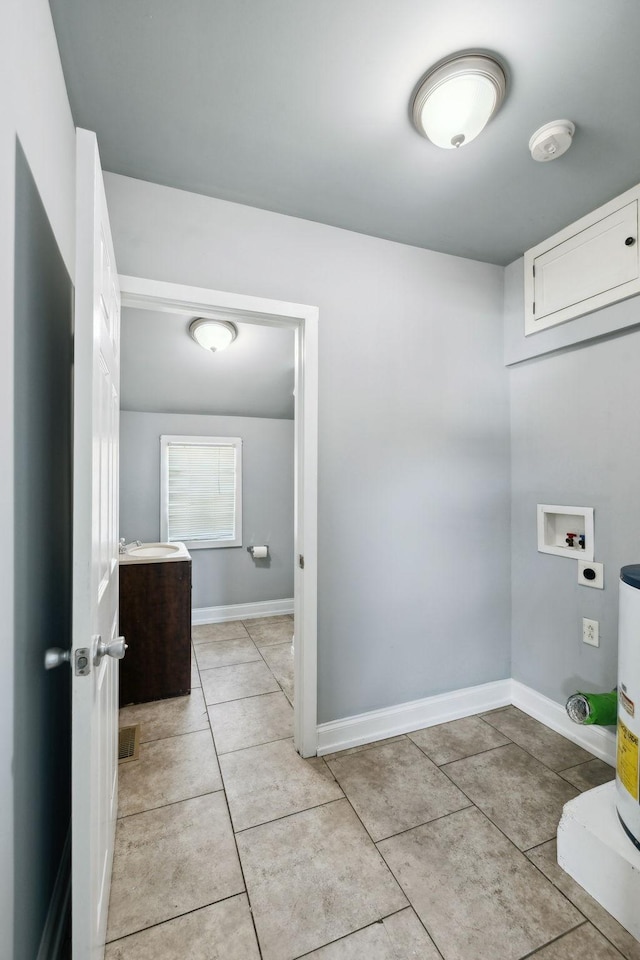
[582,617,599,647]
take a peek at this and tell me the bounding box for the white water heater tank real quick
[617,564,640,848]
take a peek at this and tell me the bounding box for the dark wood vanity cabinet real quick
[118,559,192,706]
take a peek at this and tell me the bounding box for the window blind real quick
[167,442,237,542]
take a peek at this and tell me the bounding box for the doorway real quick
[118,274,319,757]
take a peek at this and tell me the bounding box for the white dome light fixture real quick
[412,53,507,149]
[189,317,238,352]
[529,120,575,162]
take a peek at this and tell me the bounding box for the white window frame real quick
[160,434,243,549]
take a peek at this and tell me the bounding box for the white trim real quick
[193,598,294,624]
[317,680,512,756]
[37,828,70,960]
[317,677,617,764]
[119,275,319,758]
[511,679,616,766]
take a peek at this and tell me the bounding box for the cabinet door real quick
[525,190,640,335]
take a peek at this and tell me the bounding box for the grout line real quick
[290,905,445,960]
[373,836,450,958]
[373,802,475,845]
[203,688,265,960]
[439,742,517,771]
[133,724,210,746]
[291,776,444,954]
[232,796,346,836]
[523,838,554,855]
[215,726,294,756]
[523,847,590,921]
[438,737,586,802]
[521,845,633,956]
[112,615,290,960]
[432,759,604,943]
[198,648,289,708]
[435,753,562,853]
[377,906,447,960]
[115,787,225,821]
[518,920,588,959]
[203,687,282,708]
[206,689,288,711]
[104,891,250,946]
[192,634,250,645]
[195,655,263,670]
[217,733,294,758]
[323,735,410,763]
[556,756,603,773]
[121,726,213,750]
[411,739,514,767]
[199,661,277,677]
[479,711,597,777]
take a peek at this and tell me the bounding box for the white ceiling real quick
[50,0,640,266]
[121,308,295,419]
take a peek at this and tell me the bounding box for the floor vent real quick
[118,725,140,763]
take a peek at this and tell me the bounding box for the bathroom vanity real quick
[118,542,192,706]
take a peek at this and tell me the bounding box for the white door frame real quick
[118,274,319,758]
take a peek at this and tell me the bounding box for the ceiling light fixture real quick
[189,317,238,352]
[412,53,507,149]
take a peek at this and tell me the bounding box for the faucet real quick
[119,538,142,554]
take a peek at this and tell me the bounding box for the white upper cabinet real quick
[524,184,640,336]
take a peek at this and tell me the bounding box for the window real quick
[160,435,242,549]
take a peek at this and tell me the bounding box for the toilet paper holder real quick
[247,544,269,559]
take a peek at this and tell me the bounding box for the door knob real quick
[44,647,71,670]
[96,636,128,661]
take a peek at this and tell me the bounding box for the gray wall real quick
[13,144,73,958]
[508,261,640,704]
[120,411,295,608]
[0,0,76,950]
[105,174,512,724]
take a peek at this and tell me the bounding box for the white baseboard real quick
[192,597,294,625]
[511,679,616,766]
[37,827,70,960]
[317,679,512,756]
[317,677,617,764]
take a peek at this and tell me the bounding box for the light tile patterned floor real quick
[107,616,633,960]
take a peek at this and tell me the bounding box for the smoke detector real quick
[529,120,575,162]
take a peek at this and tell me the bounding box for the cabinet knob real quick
[625,236,636,246]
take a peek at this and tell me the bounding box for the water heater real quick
[617,564,640,848]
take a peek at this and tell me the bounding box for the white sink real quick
[119,541,191,564]
[128,543,180,558]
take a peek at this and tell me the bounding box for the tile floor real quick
[106,616,635,960]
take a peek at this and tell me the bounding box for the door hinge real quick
[532,301,536,315]
[75,647,91,676]
[532,264,536,278]
[298,554,305,570]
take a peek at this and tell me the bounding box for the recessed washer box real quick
[537,504,594,561]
